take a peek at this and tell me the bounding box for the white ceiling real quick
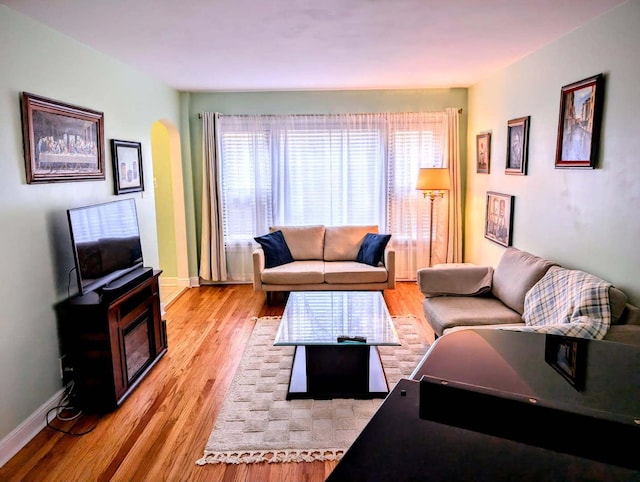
[1,0,626,92]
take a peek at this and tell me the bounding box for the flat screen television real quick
[67,198,144,295]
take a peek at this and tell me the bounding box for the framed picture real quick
[20,92,105,184]
[476,132,491,174]
[555,74,604,169]
[506,116,530,175]
[111,139,144,194]
[544,334,587,391]
[484,191,514,247]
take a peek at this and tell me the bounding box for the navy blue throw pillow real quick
[254,230,294,268]
[356,233,391,267]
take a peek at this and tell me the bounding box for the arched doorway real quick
[151,119,189,308]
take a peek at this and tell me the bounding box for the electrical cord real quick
[67,266,76,299]
[45,380,99,436]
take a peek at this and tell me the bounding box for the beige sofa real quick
[417,247,640,344]
[253,225,395,301]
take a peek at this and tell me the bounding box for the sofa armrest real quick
[619,303,640,326]
[417,264,493,298]
[252,248,265,291]
[384,246,396,289]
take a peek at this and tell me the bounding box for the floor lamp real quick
[416,168,451,267]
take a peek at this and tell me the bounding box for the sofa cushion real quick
[260,260,325,285]
[253,230,294,268]
[491,248,557,315]
[356,233,391,266]
[604,325,640,345]
[609,287,628,324]
[324,261,389,284]
[324,225,379,261]
[270,225,325,260]
[424,296,523,337]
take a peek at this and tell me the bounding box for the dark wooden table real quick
[327,330,640,481]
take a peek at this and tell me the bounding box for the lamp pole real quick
[428,192,435,267]
[416,167,451,268]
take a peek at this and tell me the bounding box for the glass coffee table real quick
[274,291,400,400]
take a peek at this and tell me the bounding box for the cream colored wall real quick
[0,6,180,442]
[466,0,640,304]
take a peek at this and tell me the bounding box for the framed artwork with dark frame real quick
[544,334,587,391]
[506,116,530,175]
[484,191,514,247]
[555,73,604,169]
[476,132,491,174]
[20,92,105,184]
[111,139,144,194]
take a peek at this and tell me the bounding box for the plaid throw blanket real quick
[513,266,611,339]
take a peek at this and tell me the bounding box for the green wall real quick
[0,6,180,443]
[466,0,640,304]
[187,89,468,264]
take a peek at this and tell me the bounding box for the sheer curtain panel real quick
[200,110,461,283]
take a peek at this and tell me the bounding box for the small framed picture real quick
[544,334,587,391]
[484,191,514,247]
[20,92,105,184]
[111,139,144,194]
[476,132,491,174]
[506,116,530,175]
[555,74,604,169]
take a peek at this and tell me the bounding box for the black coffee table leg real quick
[286,345,389,400]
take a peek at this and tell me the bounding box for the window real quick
[213,112,447,281]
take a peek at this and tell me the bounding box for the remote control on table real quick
[337,335,367,343]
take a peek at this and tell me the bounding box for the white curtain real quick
[445,107,463,263]
[386,112,447,277]
[200,110,461,282]
[199,112,227,281]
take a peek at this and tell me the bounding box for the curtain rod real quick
[198,109,462,119]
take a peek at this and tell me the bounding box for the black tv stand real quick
[101,266,154,297]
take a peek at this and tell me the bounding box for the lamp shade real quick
[416,168,451,192]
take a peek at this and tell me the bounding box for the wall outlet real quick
[59,354,74,385]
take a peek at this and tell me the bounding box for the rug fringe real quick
[196,448,345,465]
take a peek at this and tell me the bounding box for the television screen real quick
[67,198,143,295]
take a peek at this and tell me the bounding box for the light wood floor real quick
[0,282,432,482]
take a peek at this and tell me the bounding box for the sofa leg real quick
[266,292,272,305]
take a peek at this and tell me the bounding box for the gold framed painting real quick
[21,92,105,183]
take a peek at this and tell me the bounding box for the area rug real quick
[196,315,429,465]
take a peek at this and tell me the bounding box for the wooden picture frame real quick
[476,132,491,174]
[111,139,144,194]
[555,74,604,169]
[484,191,514,247]
[506,116,530,175]
[20,92,105,183]
[544,334,587,391]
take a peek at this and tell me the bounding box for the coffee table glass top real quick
[274,291,400,346]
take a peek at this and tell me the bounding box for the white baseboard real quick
[189,276,200,287]
[159,276,178,287]
[0,387,65,468]
[160,277,192,289]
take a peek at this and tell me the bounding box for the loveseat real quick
[252,225,395,301]
[417,247,640,344]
